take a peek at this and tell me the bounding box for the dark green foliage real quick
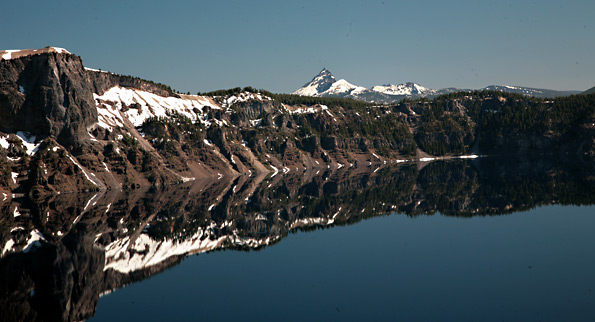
[199,87,373,109]
[198,86,273,97]
[114,74,176,94]
[475,93,595,152]
[120,134,139,149]
[193,86,594,157]
[394,90,595,155]
[140,111,205,156]
[269,93,374,109]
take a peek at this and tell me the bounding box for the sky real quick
[1,0,594,93]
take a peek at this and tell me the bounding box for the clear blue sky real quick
[2,0,594,93]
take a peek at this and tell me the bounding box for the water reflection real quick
[1,156,594,321]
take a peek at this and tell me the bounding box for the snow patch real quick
[22,230,47,253]
[458,155,479,159]
[270,165,279,178]
[325,79,367,95]
[16,131,40,155]
[0,136,9,149]
[66,155,101,187]
[0,47,72,61]
[372,82,434,96]
[93,86,220,129]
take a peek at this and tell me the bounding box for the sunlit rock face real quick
[1,48,594,201]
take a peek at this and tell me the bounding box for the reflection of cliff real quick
[0,157,594,321]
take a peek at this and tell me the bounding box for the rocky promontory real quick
[0,47,593,198]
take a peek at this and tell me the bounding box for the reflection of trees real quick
[0,157,594,321]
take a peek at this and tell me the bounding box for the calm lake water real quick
[89,204,595,322]
[1,156,595,321]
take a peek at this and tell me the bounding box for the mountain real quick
[482,85,580,98]
[372,82,436,96]
[582,85,595,95]
[0,48,593,322]
[0,47,593,198]
[293,68,374,99]
[291,68,467,103]
[293,69,581,102]
[292,69,429,103]
[293,68,336,96]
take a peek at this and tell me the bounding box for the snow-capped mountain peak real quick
[326,79,367,95]
[293,68,336,96]
[371,82,433,96]
[292,69,580,104]
[293,69,438,102]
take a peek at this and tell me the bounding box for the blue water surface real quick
[90,205,595,322]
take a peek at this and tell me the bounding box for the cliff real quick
[0,48,594,198]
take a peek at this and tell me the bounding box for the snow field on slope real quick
[325,79,367,95]
[0,47,72,60]
[94,86,221,128]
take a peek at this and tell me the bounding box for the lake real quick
[1,156,595,321]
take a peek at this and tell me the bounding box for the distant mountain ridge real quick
[582,86,595,95]
[293,69,581,102]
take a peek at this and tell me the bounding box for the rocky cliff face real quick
[0,51,96,148]
[0,48,594,198]
[0,50,403,197]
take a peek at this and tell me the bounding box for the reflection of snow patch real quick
[2,239,15,256]
[181,176,195,183]
[102,225,279,274]
[22,230,47,253]
[458,155,479,159]
[270,165,279,178]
